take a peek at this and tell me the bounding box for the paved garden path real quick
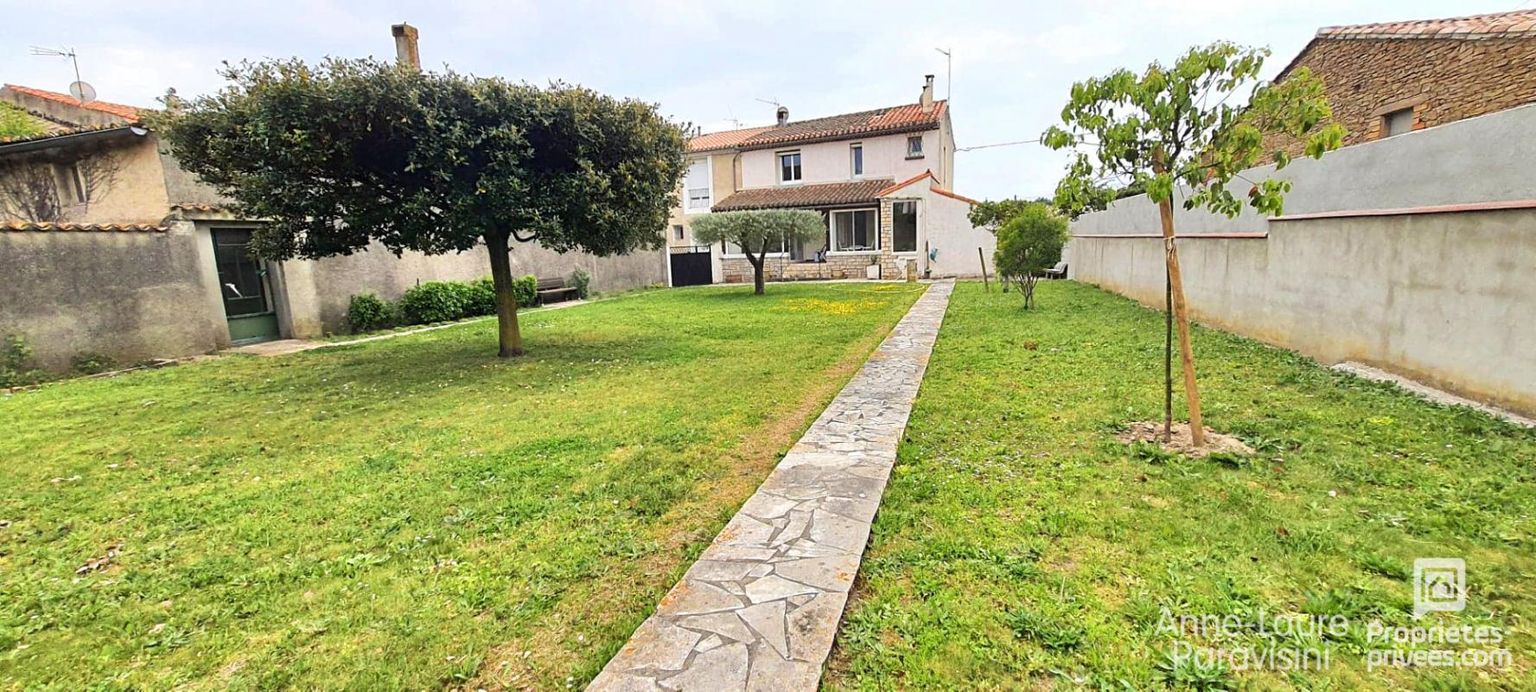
[589,281,954,691]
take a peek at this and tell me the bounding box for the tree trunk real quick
[485,232,525,358]
[1155,194,1205,446]
[747,246,766,295]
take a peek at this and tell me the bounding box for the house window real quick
[830,209,879,252]
[684,158,711,210]
[892,201,917,253]
[1382,108,1414,138]
[850,144,863,177]
[721,236,786,257]
[673,224,685,241]
[778,151,802,184]
[56,162,88,203]
[906,136,924,159]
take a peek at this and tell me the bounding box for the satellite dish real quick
[69,81,96,103]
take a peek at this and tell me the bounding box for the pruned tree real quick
[1044,42,1344,445]
[153,58,688,357]
[690,210,824,295]
[993,203,1068,309]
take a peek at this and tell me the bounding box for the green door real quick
[212,228,281,343]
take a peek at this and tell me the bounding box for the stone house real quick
[1267,9,1536,154]
[664,77,992,286]
[0,69,663,369]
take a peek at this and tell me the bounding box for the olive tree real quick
[993,203,1068,309]
[690,210,824,295]
[1044,42,1344,445]
[155,58,688,358]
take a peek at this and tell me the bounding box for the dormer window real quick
[778,151,802,184]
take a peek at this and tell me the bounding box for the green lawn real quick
[828,281,1536,690]
[0,282,923,690]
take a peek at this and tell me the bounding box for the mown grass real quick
[0,282,923,689]
[828,281,1536,690]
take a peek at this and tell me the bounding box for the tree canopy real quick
[967,197,1051,230]
[690,210,824,294]
[993,203,1068,309]
[155,57,688,356]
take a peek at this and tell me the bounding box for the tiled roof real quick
[712,179,892,212]
[689,126,774,152]
[1,221,166,232]
[1315,9,1536,40]
[877,171,979,205]
[691,101,946,153]
[2,84,143,121]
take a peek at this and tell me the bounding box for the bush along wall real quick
[346,274,542,335]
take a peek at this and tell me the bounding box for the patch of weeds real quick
[1355,552,1411,581]
[1006,608,1085,651]
[1155,646,1232,690]
[1205,450,1253,469]
[1130,441,1180,465]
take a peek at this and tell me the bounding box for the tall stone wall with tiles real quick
[1266,36,1536,156]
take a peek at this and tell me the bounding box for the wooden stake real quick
[978,247,991,292]
[1156,191,1205,447]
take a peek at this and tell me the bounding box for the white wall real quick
[739,130,942,189]
[882,183,991,277]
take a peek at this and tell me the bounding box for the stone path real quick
[588,281,954,691]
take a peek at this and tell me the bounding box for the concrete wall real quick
[0,228,228,369]
[1068,105,1536,415]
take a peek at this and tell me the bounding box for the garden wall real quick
[1067,103,1536,416]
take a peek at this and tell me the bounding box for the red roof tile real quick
[712,179,892,212]
[689,126,774,152]
[1,221,166,232]
[3,84,143,121]
[1314,9,1536,40]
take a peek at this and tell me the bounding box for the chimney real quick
[392,23,421,70]
[920,74,934,112]
[775,106,790,127]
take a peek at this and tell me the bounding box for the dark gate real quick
[670,246,713,287]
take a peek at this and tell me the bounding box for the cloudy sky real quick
[0,0,1516,199]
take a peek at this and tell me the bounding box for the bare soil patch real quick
[1117,421,1254,457]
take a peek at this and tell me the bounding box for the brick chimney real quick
[920,74,934,112]
[392,23,420,70]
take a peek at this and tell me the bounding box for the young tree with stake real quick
[155,58,688,358]
[690,210,825,295]
[1044,42,1344,445]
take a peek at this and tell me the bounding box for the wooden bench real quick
[536,276,581,304]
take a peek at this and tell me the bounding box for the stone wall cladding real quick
[1267,36,1536,155]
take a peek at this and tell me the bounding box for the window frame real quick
[1382,108,1415,138]
[777,150,803,185]
[905,135,925,159]
[850,143,864,178]
[683,157,713,213]
[673,224,685,241]
[891,200,919,255]
[719,237,790,260]
[828,208,881,255]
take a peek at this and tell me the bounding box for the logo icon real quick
[1413,558,1465,618]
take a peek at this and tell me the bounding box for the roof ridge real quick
[689,100,946,152]
[1314,8,1536,39]
[2,84,144,120]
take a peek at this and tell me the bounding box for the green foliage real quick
[0,334,44,388]
[347,293,398,333]
[510,274,538,309]
[399,281,475,324]
[0,103,45,141]
[967,198,1049,230]
[1044,42,1346,219]
[992,203,1068,308]
[1006,608,1085,651]
[569,268,592,300]
[466,277,498,315]
[691,209,825,293]
[70,353,116,375]
[152,57,689,355]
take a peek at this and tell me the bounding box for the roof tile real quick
[1,221,166,233]
[1315,9,1536,41]
[688,101,946,153]
[712,179,892,212]
[2,84,143,121]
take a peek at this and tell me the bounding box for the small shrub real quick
[0,334,44,389]
[71,353,116,375]
[465,277,497,316]
[347,293,397,333]
[570,268,592,299]
[511,274,538,309]
[399,281,472,325]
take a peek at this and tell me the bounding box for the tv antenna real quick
[935,47,952,102]
[754,97,782,108]
[29,46,91,102]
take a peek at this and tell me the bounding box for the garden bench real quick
[536,276,581,304]
[1044,261,1068,279]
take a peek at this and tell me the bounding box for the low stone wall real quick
[722,255,883,283]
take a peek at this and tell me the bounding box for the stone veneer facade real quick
[719,200,918,283]
[1266,35,1536,156]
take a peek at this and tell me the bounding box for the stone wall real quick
[1267,36,1536,155]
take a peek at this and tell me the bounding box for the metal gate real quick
[669,246,712,287]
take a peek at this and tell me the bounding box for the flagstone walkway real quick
[588,281,954,691]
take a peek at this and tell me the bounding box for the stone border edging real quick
[588,281,955,691]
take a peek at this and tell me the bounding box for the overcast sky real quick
[0,0,1516,200]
